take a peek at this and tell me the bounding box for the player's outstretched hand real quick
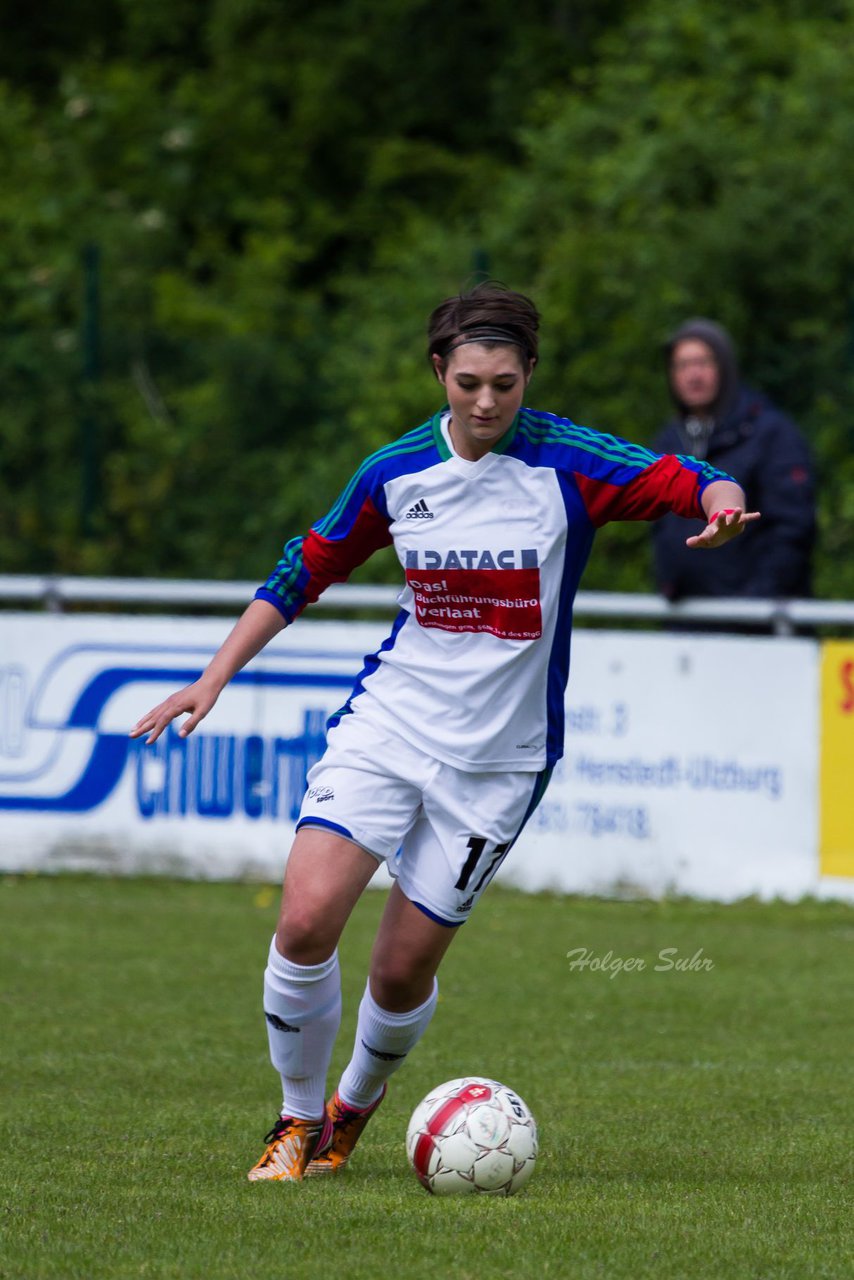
[686,507,760,550]
[129,679,219,745]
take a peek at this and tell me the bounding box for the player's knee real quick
[275,905,335,966]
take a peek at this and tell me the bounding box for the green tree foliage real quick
[329,0,854,594]
[486,0,854,592]
[1,0,853,596]
[0,0,613,577]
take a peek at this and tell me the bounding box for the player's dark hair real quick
[427,282,539,372]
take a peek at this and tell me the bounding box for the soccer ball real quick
[406,1077,538,1196]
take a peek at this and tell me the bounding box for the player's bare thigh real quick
[369,882,460,1012]
[276,826,380,964]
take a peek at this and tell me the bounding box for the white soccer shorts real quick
[296,710,551,926]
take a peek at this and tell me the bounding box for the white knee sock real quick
[263,937,342,1120]
[337,978,439,1109]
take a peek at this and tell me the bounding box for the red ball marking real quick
[411,1082,496,1181]
[413,1132,437,1179]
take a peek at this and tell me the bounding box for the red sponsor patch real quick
[406,568,542,640]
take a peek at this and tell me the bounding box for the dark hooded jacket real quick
[651,319,815,600]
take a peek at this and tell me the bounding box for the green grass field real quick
[1,875,851,1280]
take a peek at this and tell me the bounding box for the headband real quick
[447,327,527,353]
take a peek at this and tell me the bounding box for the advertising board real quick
[0,614,828,899]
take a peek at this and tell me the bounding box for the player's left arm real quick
[685,480,761,550]
[569,433,759,545]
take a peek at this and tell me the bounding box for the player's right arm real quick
[131,445,395,745]
[129,598,286,744]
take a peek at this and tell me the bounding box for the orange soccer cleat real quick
[247,1113,333,1182]
[305,1085,387,1176]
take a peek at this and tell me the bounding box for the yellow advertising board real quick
[820,641,854,878]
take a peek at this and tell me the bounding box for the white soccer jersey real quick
[256,408,729,771]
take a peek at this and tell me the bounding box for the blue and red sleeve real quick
[255,485,392,623]
[572,443,732,527]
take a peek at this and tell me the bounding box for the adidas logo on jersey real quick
[405,499,434,520]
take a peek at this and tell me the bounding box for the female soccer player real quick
[131,283,758,1182]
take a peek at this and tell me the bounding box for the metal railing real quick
[1,573,852,634]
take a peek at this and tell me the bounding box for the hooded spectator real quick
[651,318,815,602]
